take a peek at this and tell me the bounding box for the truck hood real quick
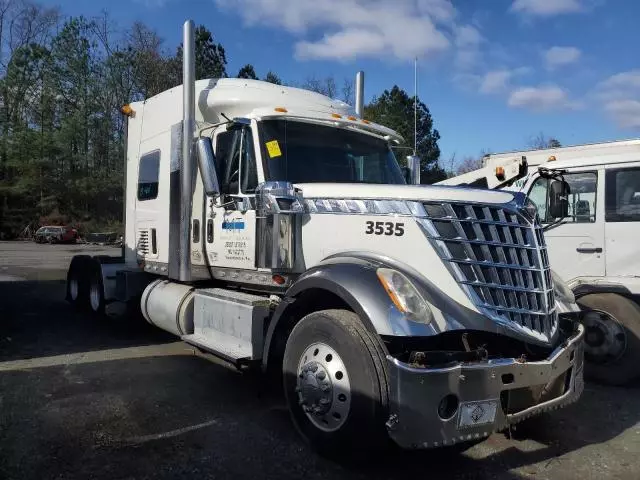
[295,183,516,205]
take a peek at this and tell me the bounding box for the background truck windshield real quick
[258,119,406,185]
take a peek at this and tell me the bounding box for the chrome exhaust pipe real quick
[355,71,364,117]
[179,19,195,282]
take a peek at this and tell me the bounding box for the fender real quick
[262,256,389,370]
[572,283,633,299]
[262,252,516,370]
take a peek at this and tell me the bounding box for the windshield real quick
[258,119,406,185]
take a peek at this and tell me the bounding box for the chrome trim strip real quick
[459,280,549,294]
[481,304,556,316]
[430,236,544,250]
[449,258,548,272]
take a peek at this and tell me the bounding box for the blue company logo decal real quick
[222,220,245,230]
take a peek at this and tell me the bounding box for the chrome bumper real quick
[386,324,585,449]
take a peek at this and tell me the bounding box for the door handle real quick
[576,247,602,253]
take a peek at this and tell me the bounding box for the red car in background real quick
[34,225,78,244]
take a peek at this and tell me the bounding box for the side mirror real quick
[406,155,421,185]
[196,137,220,196]
[548,179,570,219]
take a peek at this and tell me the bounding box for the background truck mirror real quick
[196,137,220,196]
[549,179,570,219]
[406,155,421,185]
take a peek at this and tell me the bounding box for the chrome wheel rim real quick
[69,277,79,301]
[296,342,351,432]
[89,281,101,312]
[583,310,627,364]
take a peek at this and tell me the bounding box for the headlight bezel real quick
[376,267,433,324]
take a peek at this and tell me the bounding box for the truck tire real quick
[577,293,640,386]
[88,267,106,315]
[283,309,390,455]
[66,265,85,307]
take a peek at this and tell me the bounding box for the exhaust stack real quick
[355,71,364,117]
[179,19,196,282]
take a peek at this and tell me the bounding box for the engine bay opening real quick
[383,315,580,368]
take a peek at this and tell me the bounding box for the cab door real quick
[204,123,260,271]
[526,168,605,282]
[603,163,640,277]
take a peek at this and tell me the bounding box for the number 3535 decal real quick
[365,221,405,236]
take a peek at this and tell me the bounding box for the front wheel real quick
[577,293,640,386]
[283,309,389,455]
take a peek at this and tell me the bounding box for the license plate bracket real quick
[458,400,498,429]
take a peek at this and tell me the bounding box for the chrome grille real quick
[419,201,557,341]
[137,229,149,256]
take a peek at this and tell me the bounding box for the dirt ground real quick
[1,241,639,480]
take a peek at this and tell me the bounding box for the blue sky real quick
[50,0,639,165]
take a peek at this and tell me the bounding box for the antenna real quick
[414,57,417,156]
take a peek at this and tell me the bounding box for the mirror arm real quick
[543,219,568,232]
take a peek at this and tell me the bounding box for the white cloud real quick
[455,25,482,47]
[511,0,584,16]
[479,67,529,94]
[544,46,581,69]
[604,100,640,129]
[597,70,640,97]
[452,24,483,70]
[595,70,640,129]
[508,85,579,111]
[480,70,512,94]
[216,0,462,61]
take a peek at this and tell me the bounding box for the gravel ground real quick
[0,241,639,480]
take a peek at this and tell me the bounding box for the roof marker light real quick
[548,155,556,161]
[121,104,135,117]
[347,116,357,121]
[495,166,505,180]
[362,119,371,124]
[274,107,288,113]
[331,113,342,119]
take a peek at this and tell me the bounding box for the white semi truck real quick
[441,139,640,385]
[65,21,585,452]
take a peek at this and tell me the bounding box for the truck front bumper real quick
[386,324,585,449]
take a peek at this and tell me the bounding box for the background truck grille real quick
[137,229,149,256]
[420,201,557,341]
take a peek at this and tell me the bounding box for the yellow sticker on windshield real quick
[266,140,282,158]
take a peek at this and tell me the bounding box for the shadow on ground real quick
[0,276,639,480]
[0,279,174,362]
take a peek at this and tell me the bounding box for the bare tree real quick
[302,75,337,98]
[0,0,58,73]
[456,155,484,174]
[127,21,175,99]
[528,132,562,150]
[341,77,354,105]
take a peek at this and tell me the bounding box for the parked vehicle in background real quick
[34,225,78,244]
[441,139,640,386]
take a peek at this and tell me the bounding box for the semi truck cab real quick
[66,20,584,453]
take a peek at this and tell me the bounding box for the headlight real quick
[551,269,575,304]
[376,268,433,324]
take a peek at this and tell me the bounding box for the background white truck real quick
[65,21,585,453]
[441,139,640,385]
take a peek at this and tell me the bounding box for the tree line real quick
[0,0,443,238]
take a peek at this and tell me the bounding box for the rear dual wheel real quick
[66,260,105,315]
[283,309,390,455]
